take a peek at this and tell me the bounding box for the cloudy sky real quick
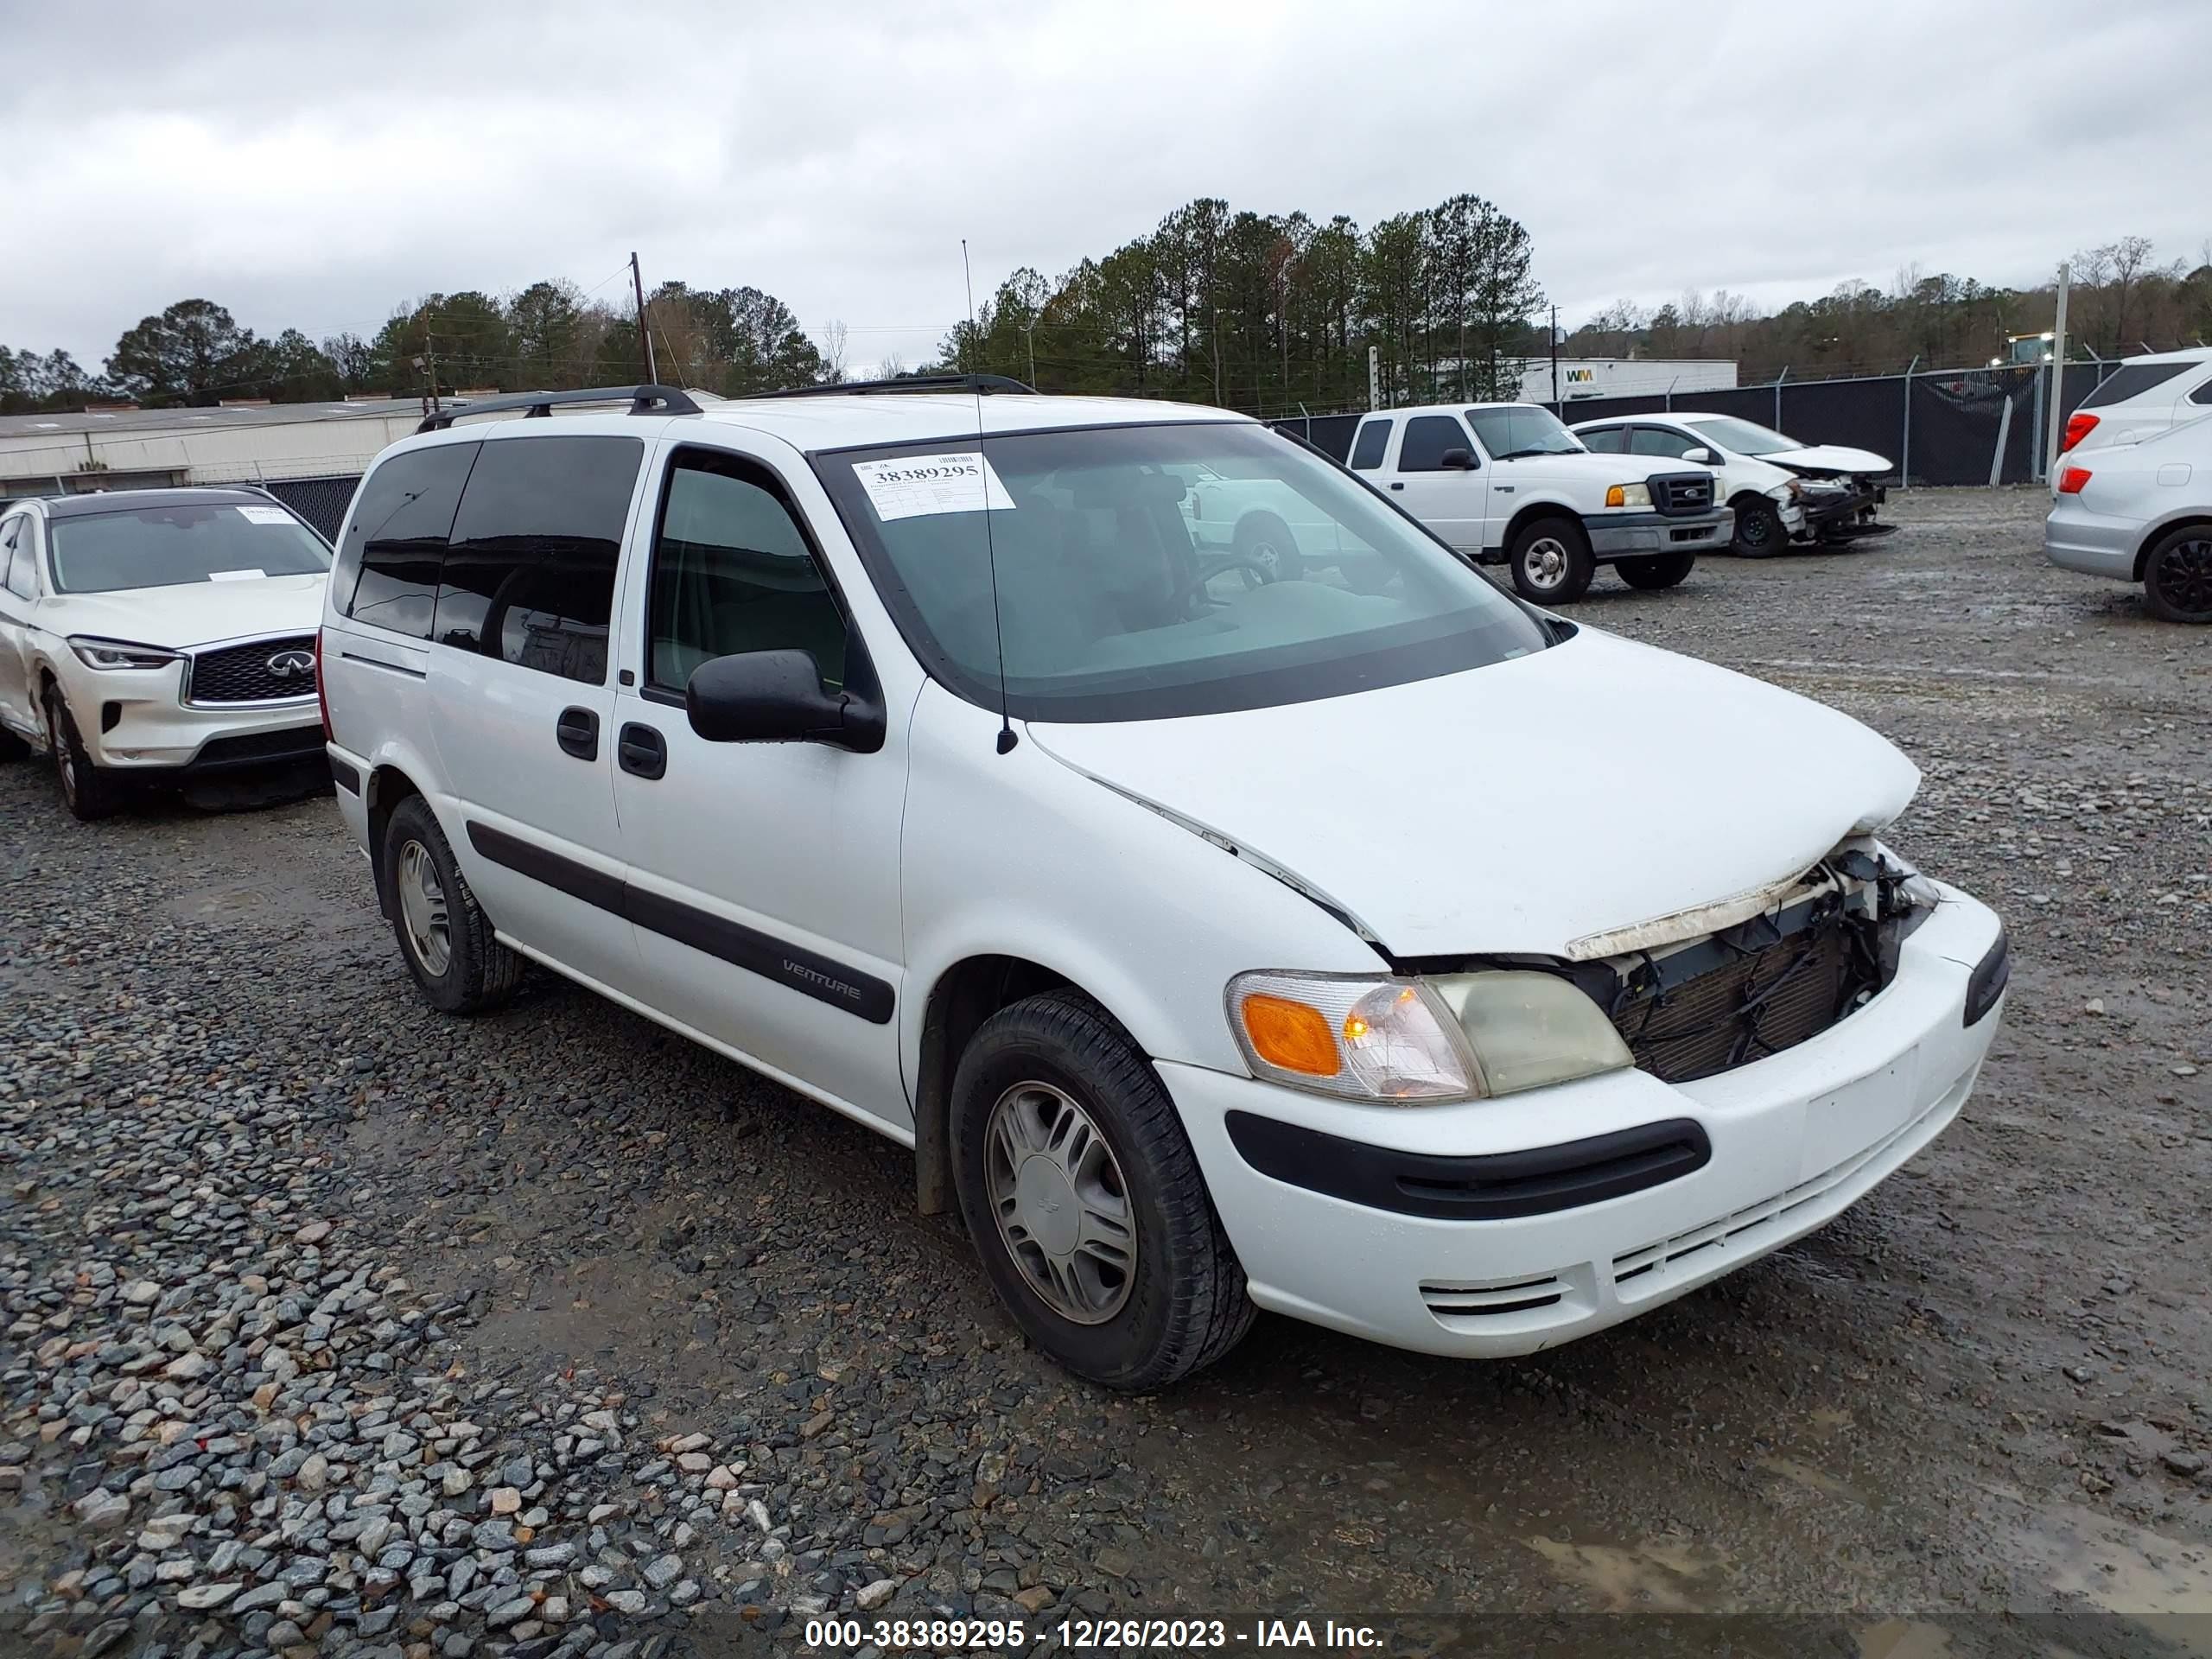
[7,0,2209,378]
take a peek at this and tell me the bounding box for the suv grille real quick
[1649,472,1715,517]
[185,636,317,704]
[1608,904,1880,1084]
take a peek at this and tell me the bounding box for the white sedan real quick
[1573,412,1891,555]
[0,487,333,818]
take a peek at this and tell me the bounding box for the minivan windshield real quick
[49,502,331,594]
[817,421,1551,722]
[1680,416,1802,456]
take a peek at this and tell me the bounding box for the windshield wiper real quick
[1494,447,1573,461]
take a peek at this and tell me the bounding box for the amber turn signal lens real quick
[1240,994,1340,1077]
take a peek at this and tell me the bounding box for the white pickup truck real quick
[1329,403,1733,601]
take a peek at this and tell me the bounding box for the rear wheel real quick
[951,989,1253,1390]
[1508,516,1594,603]
[2141,525,2212,624]
[1732,499,1786,557]
[379,795,523,1013]
[42,689,127,821]
[1617,552,1695,590]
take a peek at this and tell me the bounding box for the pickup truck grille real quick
[184,636,318,705]
[1649,472,1716,517]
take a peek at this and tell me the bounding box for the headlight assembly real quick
[1226,970,1633,1104]
[67,636,179,671]
[1604,482,1653,509]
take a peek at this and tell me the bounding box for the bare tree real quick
[820,320,849,385]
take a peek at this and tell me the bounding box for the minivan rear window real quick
[2076,363,2190,410]
[337,442,480,637]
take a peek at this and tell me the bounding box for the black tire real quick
[950,989,1253,1390]
[41,688,128,821]
[1732,498,1787,557]
[1617,552,1696,590]
[1507,515,1594,602]
[379,795,523,1014]
[2141,524,2212,624]
[1232,511,1303,587]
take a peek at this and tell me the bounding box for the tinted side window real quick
[1629,427,1698,459]
[2077,363,2190,410]
[1397,415,1470,472]
[434,435,642,685]
[339,442,479,639]
[1348,420,1391,470]
[2190,375,2212,405]
[1579,426,1626,454]
[647,452,846,694]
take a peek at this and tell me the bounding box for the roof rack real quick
[748,372,1037,402]
[417,385,701,434]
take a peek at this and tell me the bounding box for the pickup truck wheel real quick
[951,989,1254,1390]
[380,796,524,1013]
[1508,517,1593,602]
[2141,525,2212,624]
[1732,499,1787,556]
[1233,512,1303,586]
[42,689,127,821]
[1617,552,1696,590]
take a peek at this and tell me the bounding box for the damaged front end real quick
[1567,842,1935,1084]
[1780,467,1891,541]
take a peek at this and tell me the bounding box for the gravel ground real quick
[1,486,2207,1659]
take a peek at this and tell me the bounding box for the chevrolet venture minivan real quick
[319,379,2009,1389]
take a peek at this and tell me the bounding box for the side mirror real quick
[1685,447,1718,465]
[686,648,885,753]
[1438,448,1479,471]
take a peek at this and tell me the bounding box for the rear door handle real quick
[618,721,666,780]
[556,706,599,761]
[1389,481,1404,491]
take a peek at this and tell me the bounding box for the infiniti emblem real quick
[266,649,315,679]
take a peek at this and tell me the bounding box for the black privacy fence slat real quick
[1269,360,2139,488]
[260,474,362,543]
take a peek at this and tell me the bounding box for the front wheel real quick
[1617,552,1696,590]
[950,990,1253,1390]
[43,690,127,821]
[1732,499,1787,557]
[2141,524,2212,624]
[1508,516,1594,603]
[1232,511,1303,588]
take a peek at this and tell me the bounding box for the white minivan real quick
[320,379,2009,1389]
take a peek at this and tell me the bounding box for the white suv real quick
[321,379,2007,1389]
[0,487,333,818]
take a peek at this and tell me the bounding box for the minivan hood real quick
[1767,444,1890,478]
[1027,629,1918,959]
[51,572,327,651]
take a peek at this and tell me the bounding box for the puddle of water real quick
[1523,1534,1731,1612]
[1992,1486,2212,1623]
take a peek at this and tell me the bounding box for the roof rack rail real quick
[416,384,701,434]
[749,372,1038,402]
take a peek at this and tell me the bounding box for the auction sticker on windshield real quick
[234,505,296,525]
[851,451,1014,521]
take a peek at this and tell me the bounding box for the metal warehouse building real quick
[0,398,442,537]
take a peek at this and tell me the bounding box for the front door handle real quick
[556,706,599,761]
[1389,481,1404,491]
[618,721,666,780]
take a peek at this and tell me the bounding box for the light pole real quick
[1212,308,1224,406]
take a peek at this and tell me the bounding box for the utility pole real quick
[1024,319,1036,389]
[1549,304,1560,410]
[2044,261,2071,484]
[1367,345,1381,410]
[631,252,659,385]
[416,324,440,416]
[1211,308,1224,406]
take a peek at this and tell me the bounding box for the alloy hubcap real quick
[2155,536,2212,616]
[983,1081,1136,1324]
[46,706,74,802]
[396,839,452,976]
[1524,538,1568,588]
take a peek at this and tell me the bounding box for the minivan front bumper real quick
[1161,882,2004,1357]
